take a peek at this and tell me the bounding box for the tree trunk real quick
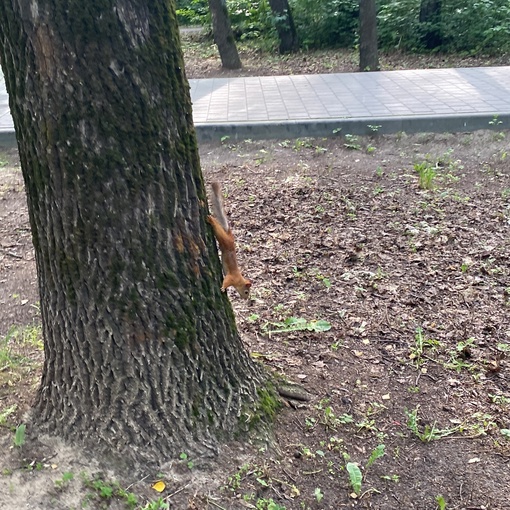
[419,0,442,49]
[208,0,242,69]
[359,0,379,72]
[268,0,299,54]
[0,0,271,466]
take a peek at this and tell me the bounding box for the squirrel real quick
[207,182,252,299]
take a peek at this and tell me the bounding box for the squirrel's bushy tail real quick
[210,182,229,232]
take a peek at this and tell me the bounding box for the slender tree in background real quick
[0,0,270,465]
[359,0,379,72]
[268,0,299,54]
[419,0,442,49]
[208,0,242,69]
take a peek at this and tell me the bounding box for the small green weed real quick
[489,114,503,127]
[82,474,138,508]
[414,161,436,190]
[293,138,313,151]
[262,317,331,336]
[311,270,331,288]
[344,445,386,496]
[14,424,26,447]
[344,134,361,150]
[330,340,343,351]
[255,499,286,510]
[141,499,169,510]
[489,394,510,406]
[314,487,324,502]
[226,463,251,492]
[381,474,400,482]
[409,327,440,367]
[345,461,362,495]
[406,407,459,442]
[436,494,447,510]
[179,452,194,470]
[366,444,385,468]
[55,471,74,490]
[443,338,475,372]
[0,404,17,426]
[322,407,353,429]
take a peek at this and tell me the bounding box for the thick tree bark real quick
[268,0,299,54]
[359,0,379,72]
[208,0,242,69]
[419,0,442,49]
[0,0,271,466]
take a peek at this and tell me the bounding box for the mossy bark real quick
[0,0,265,465]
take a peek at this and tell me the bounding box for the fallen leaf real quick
[151,480,166,492]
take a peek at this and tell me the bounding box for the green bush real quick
[176,0,510,55]
[290,0,358,49]
[176,0,209,26]
[441,0,510,54]
[378,0,422,51]
[378,0,510,54]
[227,0,274,40]
[176,0,275,43]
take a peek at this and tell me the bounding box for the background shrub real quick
[176,0,510,55]
[290,0,358,49]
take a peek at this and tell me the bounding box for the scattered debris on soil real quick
[1,130,509,509]
[181,32,510,79]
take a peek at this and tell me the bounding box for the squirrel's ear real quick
[245,280,252,288]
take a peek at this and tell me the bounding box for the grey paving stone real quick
[1,67,510,145]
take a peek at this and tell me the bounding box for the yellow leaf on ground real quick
[151,480,166,492]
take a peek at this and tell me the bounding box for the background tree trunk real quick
[208,0,242,69]
[0,0,269,465]
[268,0,299,54]
[419,0,442,49]
[359,0,379,72]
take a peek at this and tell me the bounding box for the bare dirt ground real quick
[1,36,510,510]
[181,32,510,79]
[1,130,510,509]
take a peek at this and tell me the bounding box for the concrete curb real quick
[194,112,510,142]
[0,131,17,148]
[3,112,508,148]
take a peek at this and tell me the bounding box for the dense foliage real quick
[176,0,510,55]
[378,0,510,53]
[291,0,358,49]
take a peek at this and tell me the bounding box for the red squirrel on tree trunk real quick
[207,182,252,299]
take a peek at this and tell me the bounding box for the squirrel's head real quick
[236,279,252,300]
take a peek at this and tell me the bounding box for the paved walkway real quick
[1,66,510,144]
